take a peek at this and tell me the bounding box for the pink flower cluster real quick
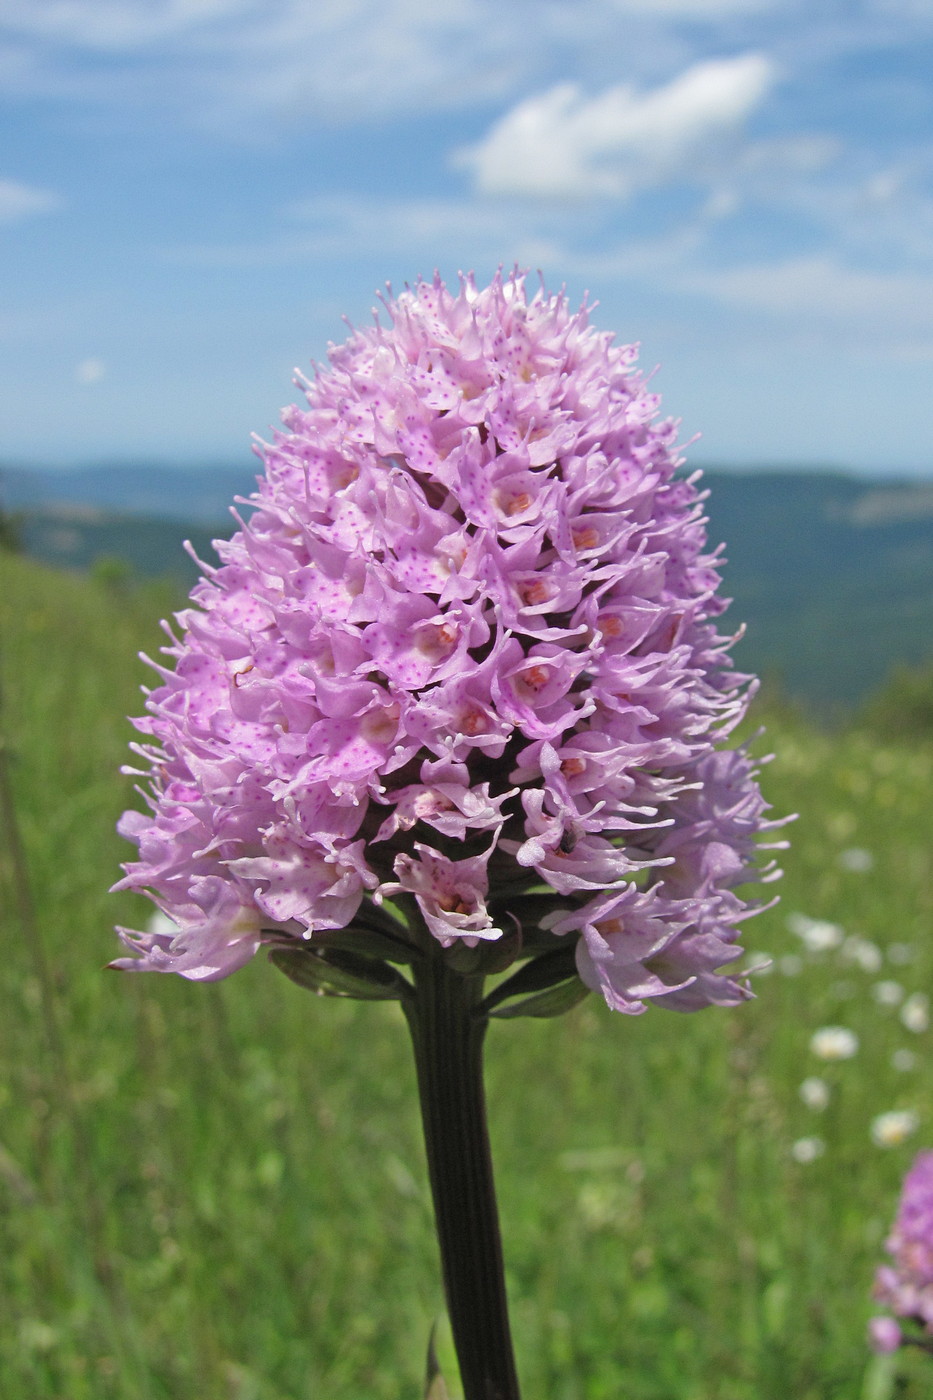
[112,271,778,1012]
[870,1151,933,1354]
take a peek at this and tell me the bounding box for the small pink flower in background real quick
[868,1316,901,1353]
[870,1150,933,1354]
[111,270,779,1013]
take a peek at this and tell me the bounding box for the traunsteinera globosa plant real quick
[870,1151,933,1357]
[112,270,780,1400]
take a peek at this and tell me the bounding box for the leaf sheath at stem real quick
[404,955,522,1400]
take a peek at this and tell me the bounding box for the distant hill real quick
[703,471,933,710]
[3,462,932,712]
[0,461,256,525]
[11,502,223,587]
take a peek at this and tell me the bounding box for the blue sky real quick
[1,0,932,474]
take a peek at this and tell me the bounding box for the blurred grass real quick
[2,547,932,1399]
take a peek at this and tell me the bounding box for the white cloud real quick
[163,191,555,270]
[218,0,523,124]
[736,153,933,263]
[0,177,62,223]
[75,356,106,384]
[681,256,933,339]
[613,0,776,13]
[0,0,929,137]
[0,0,531,122]
[0,0,248,50]
[870,0,933,17]
[741,133,839,174]
[454,54,775,199]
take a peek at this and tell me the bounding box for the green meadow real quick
[2,546,932,1400]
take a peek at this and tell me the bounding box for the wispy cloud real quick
[1,0,932,470]
[0,0,537,124]
[0,0,248,49]
[164,187,933,355]
[0,177,62,223]
[612,0,777,13]
[1,0,931,135]
[679,256,933,352]
[454,55,775,199]
[75,356,106,384]
[162,192,558,269]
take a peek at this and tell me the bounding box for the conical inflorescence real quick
[113,270,779,1013]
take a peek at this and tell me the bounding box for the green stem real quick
[404,953,521,1400]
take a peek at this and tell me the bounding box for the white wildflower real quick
[779,954,803,977]
[787,914,845,954]
[791,1136,825,1164]
[887,943,916,966]
[810,1026,859,1060]
[872,981,905,1007]
[785,912,813,936]
[892,1049,917,1073]
[901,994,929,1034]
[870,1111,919,1148]
[841,937,883,974]
[838,847,874,873]
[799,1077,830,1111]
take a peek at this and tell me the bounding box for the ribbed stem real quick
[404,954,521,1400]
